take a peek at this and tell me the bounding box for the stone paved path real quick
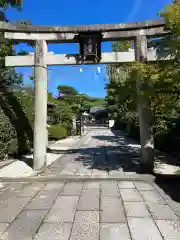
[43,127,143,178]
[0,180,179,239]
[0,127,179,239]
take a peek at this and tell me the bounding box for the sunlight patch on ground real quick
[127,143,141,149]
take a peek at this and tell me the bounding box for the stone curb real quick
[0,174,155,182]
[0,159,15,170]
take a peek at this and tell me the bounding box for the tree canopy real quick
[106,1,180,156]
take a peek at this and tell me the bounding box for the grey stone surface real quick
[75,166,92,176]
[77,189,99,211]
[83,181,100,190]
[91,169,109,177]
[100,223,131,240]
[134,182,154,191]
[43,182,64,191]
[120,189,143,202]
[0,183,30,200]
[155,220,180,240]
[109,169,124,176]
[7,183,30,192]
[0,223,9,235]
[14,183,45,197]
[140,190,165,203]
[69,211,99,240]
[100,197,126,223]
[166,200,180,218]
[118,181,135,189]
[0,210,47,240]
[59,169,76,175]
[60,182,83,196]
[101,182,120,197]
[25,189,60,210]
[0,197,31,222]
[147,203,178,220]
[124,202,151,217]
[128,218,163,240]
[34,223,72,240]
[45,196,79,222]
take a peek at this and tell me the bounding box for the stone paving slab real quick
[25,189,60,210]
[34,222,72,240]
[43,182,64,191]
[118,181,135,189]
[100,223,131,240]
[100,197,126,223]
[147,203,179,220]
[134,181,154,191]
[0,179,179,239]
[83,181,100,190]
[0,210,47,240]
[124,202,151,218]
[75,166,92,176]
[16,183,45,197]
[44,196,79,223]
[100,182,120,197]
[155,220,180,240]
[140,190,165,204]
[0,197,31,222]
[77,189,99,211]
[128,218,163,240]
[69,211,99,240]
[60,182,82,196]
[120,189,143,202]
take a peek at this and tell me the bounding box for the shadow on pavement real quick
[48,134,142,173]
[48,127,180,204]
[19,155,33,168]
[155,177,180,203]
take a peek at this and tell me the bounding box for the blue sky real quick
[7,0,172,98]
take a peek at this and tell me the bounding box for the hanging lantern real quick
[77,31,102,64]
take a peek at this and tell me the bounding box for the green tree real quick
[106,1,180,158]
[57,85,79,98]
[0,0,25,88]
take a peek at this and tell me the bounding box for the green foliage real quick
[56,85,105,118]
[0,0,22,10]
[0,89,34,159]
[48,124,68,140]
[106,7,180,156]
[112,40,133,52]
[57,85,78,97]
[159,1,180,59]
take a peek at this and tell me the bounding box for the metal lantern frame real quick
[77,31,102,64]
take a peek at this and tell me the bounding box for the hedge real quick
[0,88,34,160]
[48,124,68,140]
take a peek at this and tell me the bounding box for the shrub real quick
[48,124,68,140]
[0,89,34,160]
[61,122,72,136]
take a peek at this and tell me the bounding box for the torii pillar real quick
[33,40,48,172]
[135,33,154,173]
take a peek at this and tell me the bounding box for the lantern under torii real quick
[77,31,102,64]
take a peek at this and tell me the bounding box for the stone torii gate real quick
[1,19,171,173]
